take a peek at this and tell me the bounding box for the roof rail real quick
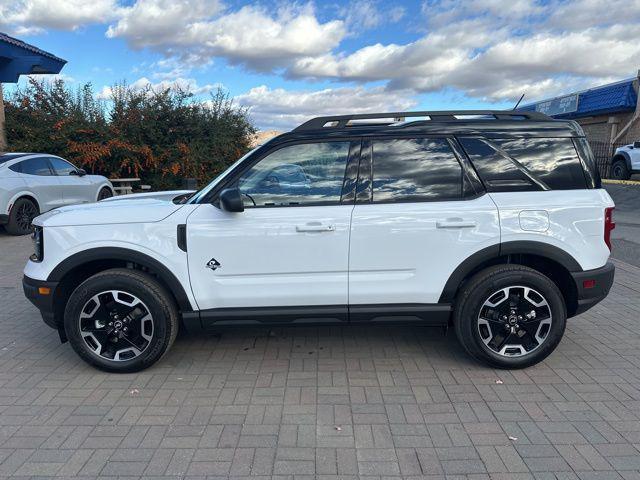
[294,110,551,131]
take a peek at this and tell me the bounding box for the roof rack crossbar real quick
[294,110,551,131]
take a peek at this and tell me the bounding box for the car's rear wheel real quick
[6,197,39,235]
[98,187,113,201]
[454,265,566,369]
[611,159,630,180]
[64,268,178,372]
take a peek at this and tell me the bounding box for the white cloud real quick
[235,85,417,130]
[107,2,346,72]
[97,77,218,99]
[0,0,121,33]
[291,0,640,102]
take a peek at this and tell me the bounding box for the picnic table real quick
[110,177,140,195]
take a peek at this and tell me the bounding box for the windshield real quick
[188,147,260,204]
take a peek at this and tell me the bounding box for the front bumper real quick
[22,275,59,330]
[571,262,615,316]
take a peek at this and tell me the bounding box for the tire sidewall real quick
[611,160,629,180]
[98,187,113,200]
[64,273,172,372]
[458,268,566,368]
[7,198,38,235]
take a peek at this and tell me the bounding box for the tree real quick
[4,78,255,190]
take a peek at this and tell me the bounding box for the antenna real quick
[513,93,525,110]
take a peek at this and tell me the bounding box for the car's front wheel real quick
[6,197,39,235]
[454,265,566,369]
[64,268,178,372]
[98,187,113,201]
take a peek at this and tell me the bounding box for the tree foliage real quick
[5,78,255,189]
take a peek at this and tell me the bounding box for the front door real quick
[187,140,359,321]
[48,157,95,205]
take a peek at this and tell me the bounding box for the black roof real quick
[276,110,584,142]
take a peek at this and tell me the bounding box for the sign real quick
[534,94,579,116]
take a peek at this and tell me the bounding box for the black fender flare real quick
[612,151,632,170]
[47,247,193,311]
[438,241,582,303]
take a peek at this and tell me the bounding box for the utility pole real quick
[0,83,6,151]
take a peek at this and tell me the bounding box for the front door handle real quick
[296,223,335,233]
[436,218,477,229]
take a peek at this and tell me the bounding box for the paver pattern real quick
[1,232,640,479]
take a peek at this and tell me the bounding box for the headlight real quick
[30,226,43,262]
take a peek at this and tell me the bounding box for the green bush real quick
[5,78,255,190]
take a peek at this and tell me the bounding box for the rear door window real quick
[12,157,53,176]
[371,137,463,202]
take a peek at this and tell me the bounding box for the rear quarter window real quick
[493,137,588,190]
[459,137,588,191]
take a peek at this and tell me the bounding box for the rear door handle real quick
[296,223,335,233]
[436,218,477,229]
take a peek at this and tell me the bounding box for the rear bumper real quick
[0,214,8,225]
[22,275,59,330]
[571,262,615,316]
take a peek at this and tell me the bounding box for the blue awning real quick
[521,78,638,119]
[0,31,67,83]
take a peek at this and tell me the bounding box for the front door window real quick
[236,141,351,207]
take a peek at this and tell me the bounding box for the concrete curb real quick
[603,179,640,186]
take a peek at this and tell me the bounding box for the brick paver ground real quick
[1,231,639,479]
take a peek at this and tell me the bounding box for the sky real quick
[1,0,640,130]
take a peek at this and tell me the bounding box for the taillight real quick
[604,207,615,251]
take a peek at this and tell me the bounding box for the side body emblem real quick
[206,258,221,271]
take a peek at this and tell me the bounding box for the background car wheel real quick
[64,268,178,372]
[98,187,113,200]
[454,264,566,369]
[611,159,630,180]
[6,197,39,235]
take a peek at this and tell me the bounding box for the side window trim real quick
[221,138,359,209]
[355,140,372,204]
[340,140,362,204]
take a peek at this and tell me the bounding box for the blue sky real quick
[2,0,639,129]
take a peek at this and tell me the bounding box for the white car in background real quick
[0,153,113,235]
[611,141,640,180]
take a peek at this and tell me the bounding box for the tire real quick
[454,264,566,369]
[6,197,39,235]
[611,159,630,180]
[64,268,179,372]
[98,187,113,201]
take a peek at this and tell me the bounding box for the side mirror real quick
[70,169,86,176]
[634,141,640,149]
[219,187,244,213]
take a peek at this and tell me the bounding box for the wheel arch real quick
[612,151,632,170]
[440,241,581,317]
[95,183,114,201]
[6,191,41,214]
[47,247,193,328]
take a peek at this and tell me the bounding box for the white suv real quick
[22,111,616,372]
[611,142,640,179]
[1,153,114,235]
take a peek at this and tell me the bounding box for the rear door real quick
[13,157,63,212]
[348,136,500,313]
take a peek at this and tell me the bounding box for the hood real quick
[100,189,195,203]
[33,197,184,227]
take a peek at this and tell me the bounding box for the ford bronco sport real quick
[23,111,615,372]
